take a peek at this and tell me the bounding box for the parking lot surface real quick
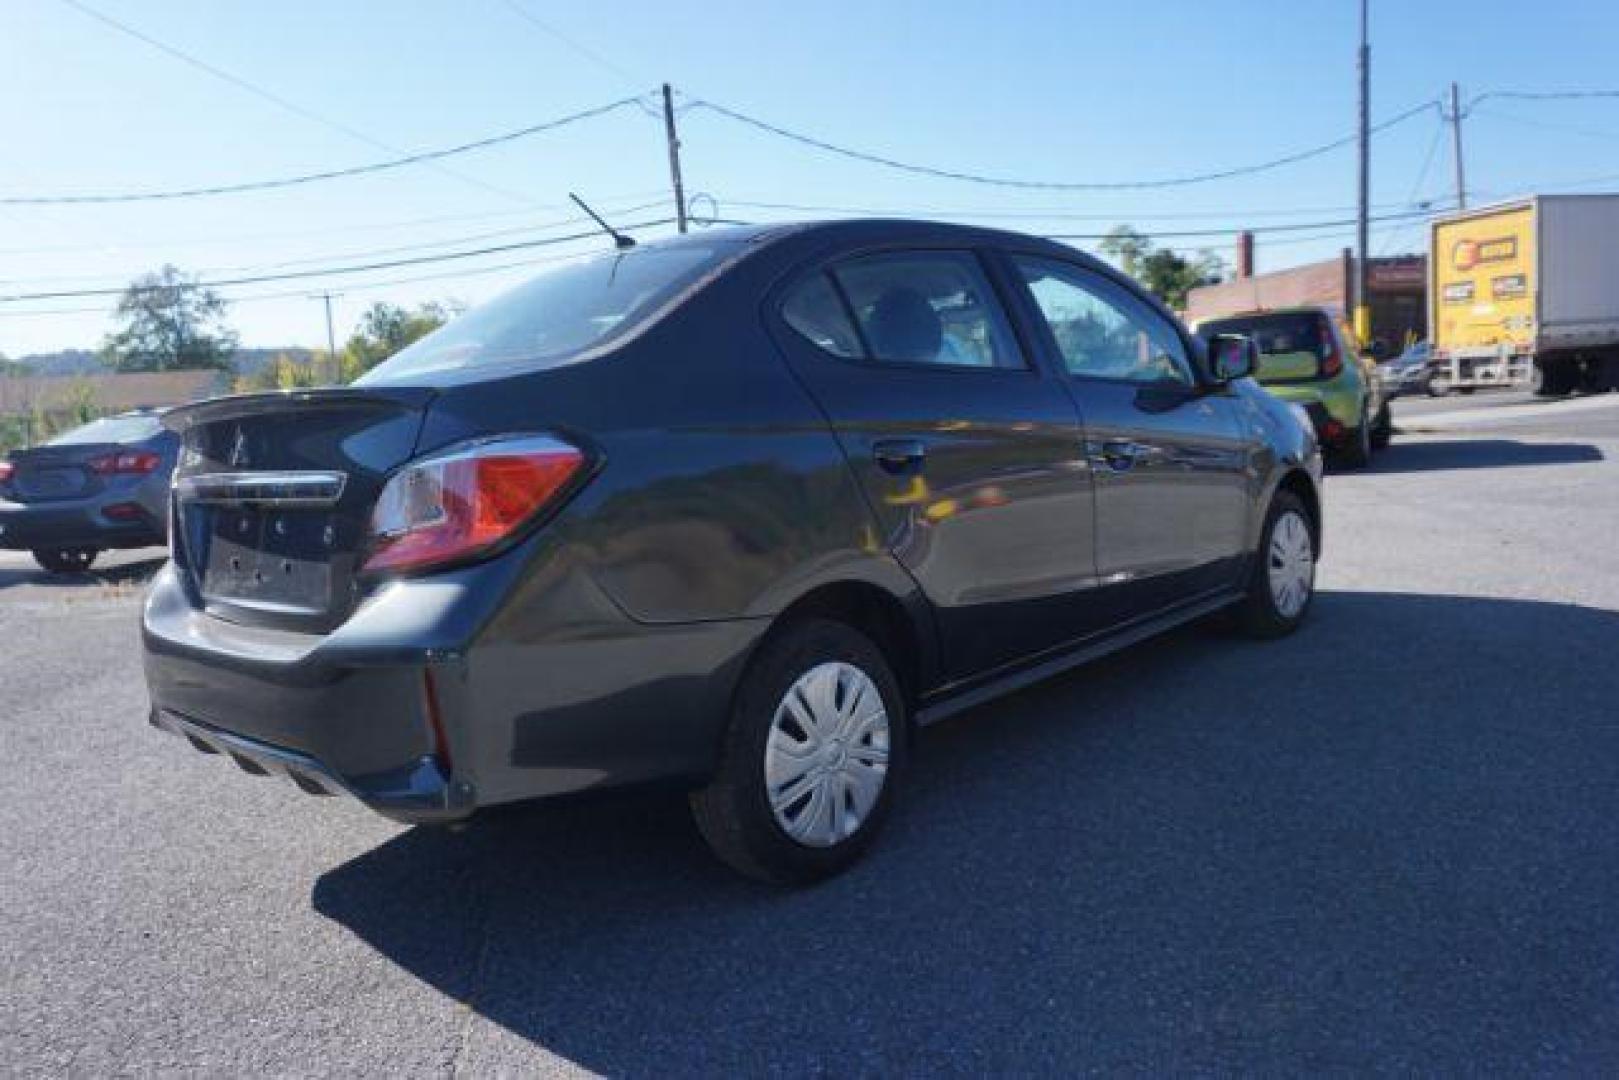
[4,394,1619,1074]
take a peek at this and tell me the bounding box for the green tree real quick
[1100,226,1152,278]
[234,351,323,393]
[339,301,453,380]
[1100,226,1226,311]
[101,265,239,372]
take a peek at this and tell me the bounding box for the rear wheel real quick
[1426,371,1452,397]
[1369,403,1393,450]
[690,618,906,884]
[1337,409,1373,469]
[1232,492,1316,639]
[1533,361,1572,397]
[32,546,99,574]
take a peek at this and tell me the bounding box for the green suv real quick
[1197,307,1390,467]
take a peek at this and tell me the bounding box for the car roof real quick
[639,217,1101,264]
[1201,306,1330,320]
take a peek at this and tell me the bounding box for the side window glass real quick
[831,252,1024,369]
[1014,256,1194,385]
[780,273,862,358]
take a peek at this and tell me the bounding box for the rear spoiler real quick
[161,387,436,433]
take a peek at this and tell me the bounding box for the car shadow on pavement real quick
[0,553,167,592]
[313,590,1619,1073]
[1370,438,1603,473]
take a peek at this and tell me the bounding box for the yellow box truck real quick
[1429,195,1619,396]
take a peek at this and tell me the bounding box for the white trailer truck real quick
[1429,194,1619,396]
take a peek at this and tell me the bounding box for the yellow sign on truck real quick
[1429,195,1619,395]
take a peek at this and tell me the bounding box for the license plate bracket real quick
[200,506,333,613]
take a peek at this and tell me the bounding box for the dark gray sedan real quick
[0,409,177,572]
[143,220,1322,883]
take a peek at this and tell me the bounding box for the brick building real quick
[1185,237,1426,354]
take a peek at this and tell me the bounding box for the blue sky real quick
[2,0,1616,355]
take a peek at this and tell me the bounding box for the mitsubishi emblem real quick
[228,426,250,468]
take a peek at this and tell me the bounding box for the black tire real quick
[690,618,907,885]
[1369,402,1393,450]
[1425,372,1451,398]
[1336,410,1373,469]
[1533,362,1571,397]
[1231,491,1316,639]
[32,546,99,574]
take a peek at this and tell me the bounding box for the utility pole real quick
[662,83,688,234]
[1354,0,1372,348]
[309,292,340,382]
[1449,81,1468,210]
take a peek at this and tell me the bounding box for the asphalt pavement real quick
[4,393,1619,1074]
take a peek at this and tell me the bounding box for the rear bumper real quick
[141,549,760,825]
[0,497,164,550]
[1261,385,1360,445]
[150,706,468,821]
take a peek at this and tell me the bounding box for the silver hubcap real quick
[765,662,890,848]
[1267,510,1315,619]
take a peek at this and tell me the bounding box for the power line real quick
[56,0,540,207]
[0,200,669,286]
[715,196,1433,222]
[1,212,1439,321]
[0,246,604,318]
[1024,207,1439,239]
[1474,106,1619,144]
[1468,88,1619,110]
[0,96,648,205]
[499,0,648,91]
[1378,117,1448,255]
[0,189,670,255]
[0,218,678,302]
[685,96,1440,190]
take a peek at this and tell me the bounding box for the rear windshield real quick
[1200,313,1323,356]
[47,413,163,445]
[358,243,731,383]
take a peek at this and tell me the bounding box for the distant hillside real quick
[9,346,317,377]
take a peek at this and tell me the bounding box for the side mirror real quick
[1207,333,1258,382]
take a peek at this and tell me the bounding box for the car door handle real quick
[873,439,926,475]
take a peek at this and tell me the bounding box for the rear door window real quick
[780,251,1024,370]
[780,273,862,358]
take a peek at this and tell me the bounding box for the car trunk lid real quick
[1,444,117,502]
[163,387,435,630]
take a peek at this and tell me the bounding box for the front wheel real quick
[32,546,99,574]
[1232,492,1316,639]
[690,618,906,884]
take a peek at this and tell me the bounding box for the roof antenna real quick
[570,193,636,250]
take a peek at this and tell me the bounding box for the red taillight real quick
[103,502,144,520]
[1318,317,1343,378]
[88,450,161,475]
[361,435,589,575]
[0,460,12,484]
